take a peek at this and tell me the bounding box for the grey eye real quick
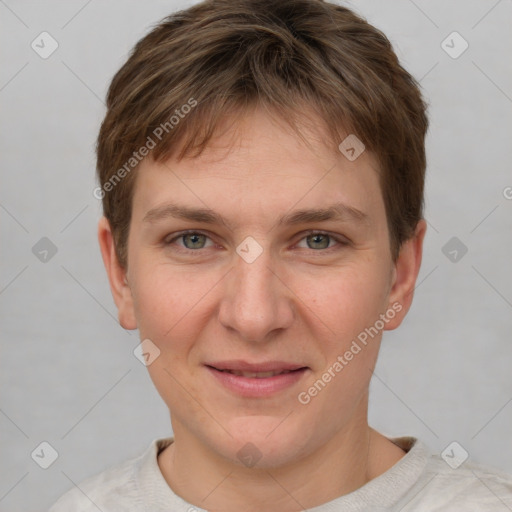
[306,233,331,250]
[182,233,208,249]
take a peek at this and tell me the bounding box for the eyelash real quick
[163,230,349,255]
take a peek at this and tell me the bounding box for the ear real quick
[384,219,427,330]
[97,216,137,330]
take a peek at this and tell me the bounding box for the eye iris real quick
[183,233,206,249]
[307,234,329,250]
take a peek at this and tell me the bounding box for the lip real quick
[205,360,306,372]
[205,360,309,398]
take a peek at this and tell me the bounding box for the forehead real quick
[131,108,385,228]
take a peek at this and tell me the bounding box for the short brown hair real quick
[96,0,428,268]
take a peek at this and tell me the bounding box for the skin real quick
[98,106,426,511]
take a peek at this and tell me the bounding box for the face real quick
[100,107,424,469]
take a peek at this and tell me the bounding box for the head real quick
[97,0,428,468]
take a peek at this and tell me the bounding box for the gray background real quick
[1,0,511,510]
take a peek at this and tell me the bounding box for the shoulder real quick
[48,440,160,512]
[401,451,512,511]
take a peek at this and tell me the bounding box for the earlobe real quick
[384,219,427,330]
[97,217,138,330]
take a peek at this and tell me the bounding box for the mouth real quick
[211,368,301,378]
[204,361,309,397]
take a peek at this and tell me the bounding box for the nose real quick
[218,244,295,343]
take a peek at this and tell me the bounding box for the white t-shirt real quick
[49,436,512,511]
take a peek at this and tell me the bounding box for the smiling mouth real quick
[205,363,309,397]
[204,359,311,399]
[212,368,304,378]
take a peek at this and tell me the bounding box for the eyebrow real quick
[142,202,370,229]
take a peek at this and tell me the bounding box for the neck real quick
[157,404,405,511]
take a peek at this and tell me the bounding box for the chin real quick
[214,415,312,469]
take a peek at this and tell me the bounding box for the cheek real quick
[130,266,208,409]
[130,262,210,340]
[295,267,387,421]
[298,262,390,343]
